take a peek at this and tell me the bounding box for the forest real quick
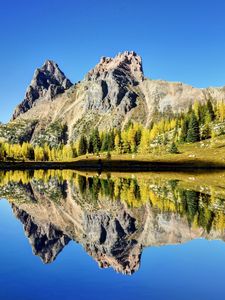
[0,99,225,162]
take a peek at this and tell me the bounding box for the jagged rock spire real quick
[86,50,144,84]
[12,60,72,120]
[84,51,144,113]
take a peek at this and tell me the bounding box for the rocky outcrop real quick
[83,51,143,113]
[12,60,72,119]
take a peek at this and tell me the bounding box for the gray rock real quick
[12,60,72,119]
[83,51,143,113]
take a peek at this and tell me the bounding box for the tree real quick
[34,146,44,161]
[92,128,101,153]
[78,135,87,156]
[121,130,130,153]
[101,132,109,152]
[88,134,94,153]
[217,101,225,122]
[193,100,200,120]
[106,150,111,160]
[187,113,200,143]
[169,142,179,154]
[0,143,5,161]
[138,128,150,154]
[114,131,122,154]
[179,117,189,143]
[62,144,74,160]
[206,99,215,121]
[201,123,211,140]
[127,127,137,153]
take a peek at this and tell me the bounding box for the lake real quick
[0,170,225,300]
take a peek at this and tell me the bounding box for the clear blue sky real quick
[1,0,225,123]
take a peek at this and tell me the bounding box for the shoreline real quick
[0,159,225,172]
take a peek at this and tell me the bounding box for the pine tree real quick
[127,127,137,153]
[78,135,87,156]
[0,143,5,161]
[92,128,101,153]
[114,131,122,154]
[101,133,109,152]
[179,117,189,143]
[193,100,200,120]
[108,129,115,151]
[187,113,200,143]
[88,134,94,153]
[139,128,150,154]
[201,123,211,140]
[169,141,179,154]
[34,146,44,161]
[106,150,111,160]
[206,99,215,121]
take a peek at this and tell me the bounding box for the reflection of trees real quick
[1,170,225,232]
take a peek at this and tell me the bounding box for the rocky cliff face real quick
[83,51,143,112]
[12,60,72,120]
[5,51,225,143]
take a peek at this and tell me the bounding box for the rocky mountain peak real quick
[86,50,144,84]
[12,60,72,120]
[83,51,144,114]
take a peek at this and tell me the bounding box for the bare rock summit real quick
[12,60,72,119]
[83,51,144,113]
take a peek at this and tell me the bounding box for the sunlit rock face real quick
[1,171,225,274]
[83,51,143,113]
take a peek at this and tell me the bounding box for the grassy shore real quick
[1,136,225,171]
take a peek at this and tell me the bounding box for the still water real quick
[0,170,225,300]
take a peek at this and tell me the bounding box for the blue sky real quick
[1,0,225,123]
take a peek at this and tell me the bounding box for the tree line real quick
[0,99,225,161]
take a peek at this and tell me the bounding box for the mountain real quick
[12,60,72,120]
[2,51,225,144]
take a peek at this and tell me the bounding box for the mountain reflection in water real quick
[0,170,225,275]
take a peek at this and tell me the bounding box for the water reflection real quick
[0,170,225,274]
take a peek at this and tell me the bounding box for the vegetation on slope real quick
[0,99,225,165]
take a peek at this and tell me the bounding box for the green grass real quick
[69,134,225,166]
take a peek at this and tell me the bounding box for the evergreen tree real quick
[206,99,215,121]
[201,123,211,140]
[108,129,115,150]
[92,128,101,153]
[101,133,109,152]
[179,117,189,143]
[106,150,111,160]
[169,141,179,154]
[0,143,5,161]
[78,135,87,156]
[114,131,122,154]
[187,113,200,142]
[88,134,94,153]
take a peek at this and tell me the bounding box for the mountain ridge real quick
[3,51,225,144]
